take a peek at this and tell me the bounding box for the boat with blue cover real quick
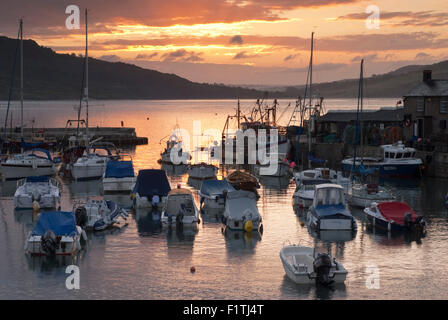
[103,155,136,193]
[307,184,356,231]
[131,169,171,209]
[25,211,87,256]
[199,179,235,209]
[14,176,61,209]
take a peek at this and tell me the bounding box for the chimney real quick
[423,70,432,82]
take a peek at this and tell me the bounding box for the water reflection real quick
[67,179,103,198]
[258,176,291,190]
[134,209,163,236]
[223,229,261,256]
[200,207,224,224]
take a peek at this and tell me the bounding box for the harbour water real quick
[1,99,448,299]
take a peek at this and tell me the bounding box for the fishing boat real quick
[364,201,426,233]
[14,176,61,210]
[307,184,356,230]
[0,149,60,181]
[161,188,200,228]
[222,190,262,232]
[187,163,218,180]
[342,142,423,177]
[293,179,331,208]
[131,169,171,209]
[102,155,136,193]
[280,245,347,285]
[199,179,235,209]
[25,211,87,256]
[226,170,260,194]
[160,128,190,165]
[73,199,128,231]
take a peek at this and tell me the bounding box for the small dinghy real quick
[74,199,128,231]
[131,169,171,209]
[364,201,426,233]
[347,183,394,208]
[280,245,347,285]
[199,179,235,209]
[293,179,331,208]
[187,163,218,180]
[161,188,200,228]
[222,190,262,232]
[226,170,260,194]
[25,211,87,256]
[307,184,356,231]
[103,156,136,193]
[14,176,61,210]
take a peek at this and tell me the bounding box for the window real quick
[385,152,390,158]
[441,99,448,114]
[396,153,403,159]
[390,152,396,158]
[417,97,425,112]
[404,152,411,158]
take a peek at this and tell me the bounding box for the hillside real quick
[283,60,448,98]
[1,35,447,100]
[0,36,270,100]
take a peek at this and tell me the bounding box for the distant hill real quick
[282,60,448,98]
[0,36,272,100]
[0,35,447,100]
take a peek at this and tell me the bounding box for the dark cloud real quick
[135,52,158,59]
[284,54,299,62]
[161,49,203,62]
[337,10,448,27]
[229,35,243,45]
[233,51,259,59]
[351,54,378,62]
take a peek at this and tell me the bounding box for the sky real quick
[0,0,447,86]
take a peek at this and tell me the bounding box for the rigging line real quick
[1,25,21,153]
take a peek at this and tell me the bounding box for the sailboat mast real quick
[351,59,364,175]
[20,19,23,145]
[360,59,364,161]
[84,9,89,149]
[308,32,314,169]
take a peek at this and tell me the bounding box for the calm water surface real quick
[1,99,448,299]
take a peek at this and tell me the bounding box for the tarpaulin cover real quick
[224,190,260,220]
[26,176,50,183]
[200,179,235,196]
[32,211,78,236]
[377,201,417,224]
[105,160,135,178]
[21,138,44,150]
[132,169,171,198]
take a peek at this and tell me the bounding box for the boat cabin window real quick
[314,188,344,206]
[303,172,315,178]
[396,152,403,159]
[404,152,411,158]
[385,152,390,158]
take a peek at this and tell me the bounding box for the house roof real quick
[404,80,448,97]
[317,107,403,123]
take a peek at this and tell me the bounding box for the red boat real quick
[364,201,426,232]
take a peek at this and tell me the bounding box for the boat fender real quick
[244,220,253,232]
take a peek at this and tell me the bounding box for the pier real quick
[1,127,148,147]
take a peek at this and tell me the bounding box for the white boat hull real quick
[26,227,83,256]
[71,164,106,180]
[0,164,57,181]
[133,194,166,209]
[103,176,136,193]
[187,166,217,179]
[14,195,60,209]
[307,211,353,230]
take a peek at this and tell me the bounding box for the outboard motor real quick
[176,204,185,226]
[31,190,42,203]
[403,212,413,229]
[313,253,334,286]
[75,206,88,227]
[41,230,57,256]
[415,216,426,233]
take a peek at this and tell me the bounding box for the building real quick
[403,70,448,141]
[315,107,403,143]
